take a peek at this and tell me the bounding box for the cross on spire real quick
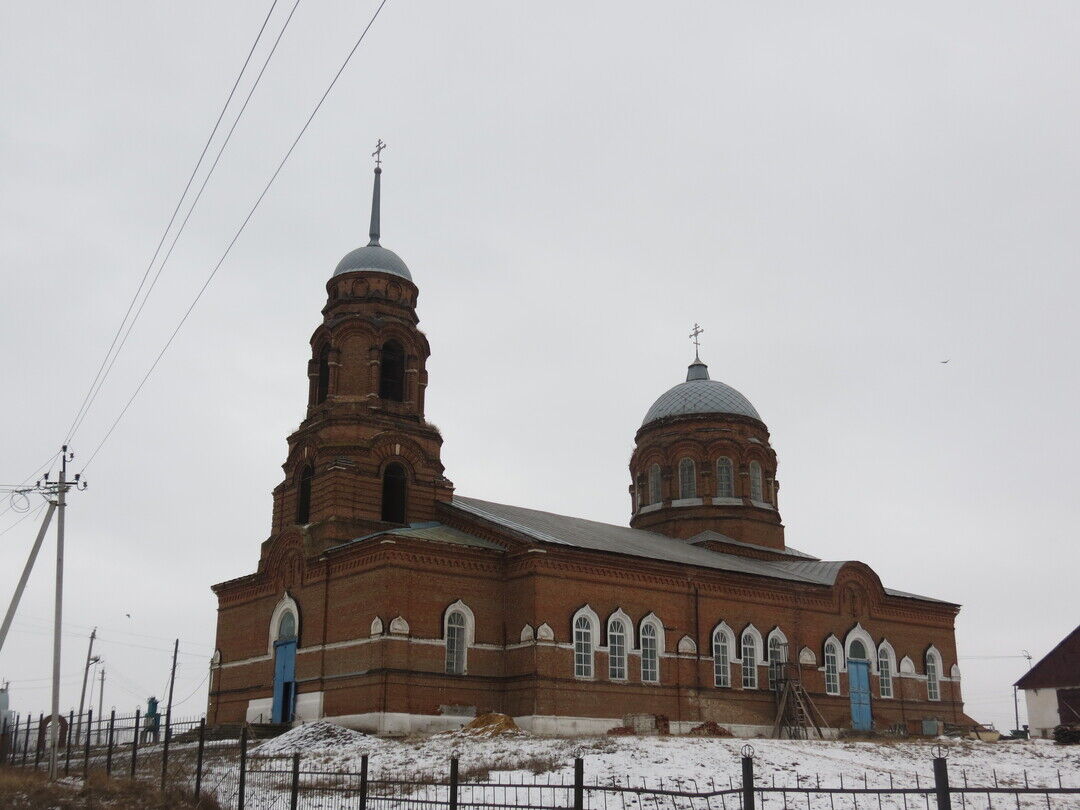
[689,323,704,361]
[372,138,387,168]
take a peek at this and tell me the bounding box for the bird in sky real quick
[940,359,950,364]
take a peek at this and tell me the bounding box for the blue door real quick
[272,639,297,723]
[849,660,872,731]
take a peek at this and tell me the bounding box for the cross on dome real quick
[689,323,704,361]
[372,138,387,168]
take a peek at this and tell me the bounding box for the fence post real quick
[194,717,206,800]
[359,753,368,810]
[22,714,32,766]
[237,725,248,810]
[160,710,171,792]
[741,744,756,810]
[83,709,93,779]
[34,712,43,769]
[290,752,301,810]
[106,709,116,775]
[932,747,952,810]
[131,708,140,780]
[64,710,73,775]
[574,757,584,810]
[450,756,459,810]
[6,714,15,765]
[0,717,7,764]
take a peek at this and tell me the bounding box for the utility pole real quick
[0,503,57,653]
[165,640,179,721]
[74,629,96,746]
[96,668,106,744]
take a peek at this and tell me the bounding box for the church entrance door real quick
[849,660,872,731]
[272,639,296,724]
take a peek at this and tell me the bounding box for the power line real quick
[63,0,284,447]
[0,501,47,540]
[79,0,392,473]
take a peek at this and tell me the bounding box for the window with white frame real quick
[768,635,786,691]
[824,640,840,695]
[926,651,941,701]
[445,611,466,675]
[713,629,730,687]
[741,631,758,689]
[647,464,662,505]
[608,619,627,680]
[878,647,893,699]
[574,616,594,678]
[749,461,763,502]
[277,611,296,641]
[641,623,659,683]
[678,458,696,498]
[716,457,734,497]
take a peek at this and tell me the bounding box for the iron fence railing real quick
[1,715,1077,810]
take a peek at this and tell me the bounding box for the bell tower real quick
[263,147,453,560]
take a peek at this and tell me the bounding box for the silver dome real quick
[642,360,762,426]
[333,245,412,281]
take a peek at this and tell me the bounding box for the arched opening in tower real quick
[379,340,405,402]
[381,462,407,523]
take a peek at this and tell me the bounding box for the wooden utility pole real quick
[160,639,179,792]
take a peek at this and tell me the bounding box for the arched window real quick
[640,623,659,683]
[647,464,662,505]
[277,611,296,641]
[678,458,696,498]
[716,457,734,497]
[445,611,466,675]
[849,640,867,660]
[768,632,787,691]
[608,619,627,680]
[749,461,763,502]
[926,649,941,701]
[824,640,841,695]
[316,345,331,404]
[379,340,406,402]
[712,627,732,687]
[296,465,313,525]
[381,463,407,523]
[742,630,758,689]
[574,616,593,678]
[878,644,894,699]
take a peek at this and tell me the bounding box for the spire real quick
[367,138,386,247]
[686,323,709,379]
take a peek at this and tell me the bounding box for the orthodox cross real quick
[372,138,387,168]
[689,323,704,359]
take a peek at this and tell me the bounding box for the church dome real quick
[333,245,412,281]
[642,359,762,426]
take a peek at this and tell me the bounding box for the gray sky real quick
[2,1,1077,732]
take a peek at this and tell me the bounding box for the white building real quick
[1016,624,1080,738]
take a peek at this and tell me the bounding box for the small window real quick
[742,632,758,689]
[926,652,941,701]
[678,458,696,498]
[608,620,627,680]
[277,611,296,641]
[379,340,406,402]
[647,464,662,505]
[878,648,893,699]
[716,457,734,497]
[574,616,593,678]
[768,635,786,691]
[749,461,763,502]
[445,611,466,675]
[641,623,659,683]
[296,465,313,525]
[712,630,730,688]
[849,640,867,660]
[824,641,840,695]
[316,345,331,404]
[381,463,407,523]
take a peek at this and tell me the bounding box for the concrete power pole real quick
[47,448,68,779]
[96,668,106,744]
[74,629,96,746]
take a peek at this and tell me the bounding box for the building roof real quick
[1016,624,1080,690]
[450,495,947,603]
[333,244,412,281]
[328,522,505,553]
[642,359,762,426]
[688,529,820,560]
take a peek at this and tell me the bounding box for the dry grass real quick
[0,766,224,808]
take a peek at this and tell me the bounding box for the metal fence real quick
[2,716,1077,810]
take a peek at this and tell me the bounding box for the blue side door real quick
[849,660,872,731]
[272,639,297,724]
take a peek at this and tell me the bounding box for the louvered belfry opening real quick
[379,340,405,401]
[381,462,407,523]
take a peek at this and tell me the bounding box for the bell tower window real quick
[296,465,313,525]
[381,462,407,523]
[379,340,405,402]
[749,461,764,502]
[315,345,331,404]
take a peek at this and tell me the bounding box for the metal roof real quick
[333,244,412,281]
[327,522,505,553]
[1015,624,1080,690]
[642,360,762,426]
[688,529,819,560]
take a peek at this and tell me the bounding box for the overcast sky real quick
[2,1,1077,733]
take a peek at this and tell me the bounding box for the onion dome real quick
[642,358,761,426]
[333,164,413,281]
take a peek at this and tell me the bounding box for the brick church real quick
[209,161,969,736]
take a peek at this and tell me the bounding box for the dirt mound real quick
[688,721,733,737]
[254,721,376,755]
[456,713,524,737]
